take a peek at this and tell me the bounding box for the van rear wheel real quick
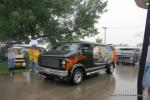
[71,68,84,84]
[106,63,114,74]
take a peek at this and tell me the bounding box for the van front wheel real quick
[71,68,83,84]
[106,63,114,74]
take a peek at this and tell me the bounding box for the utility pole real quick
[135,0,150,100]
[102,27,108,44]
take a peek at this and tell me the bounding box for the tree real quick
[117,43,129,47]
[0,0,107,44]
[136,43,143,47]
[96,37,103,43]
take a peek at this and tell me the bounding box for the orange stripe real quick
[66,54,85,71]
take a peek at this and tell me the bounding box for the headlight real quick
[62,60,66,68]
[22,63,26,66]
[62,60,66,65]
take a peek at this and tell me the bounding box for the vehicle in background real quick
[0,44,26,68]
[116,47,141,66]
[38,41,116,84]
[18,45,46,59]
[14,45,46,68]
[14,47,26,68]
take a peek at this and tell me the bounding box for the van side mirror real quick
[82,44,91,52]
[82,47,90,52]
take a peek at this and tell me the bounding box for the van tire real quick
[106,63,114,74]
[71,68,84,84]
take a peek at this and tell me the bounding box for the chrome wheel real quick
[110,64,114,73]
[106,63,114,74]
[72,68,83,84]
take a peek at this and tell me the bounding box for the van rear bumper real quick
[39,67,68,77]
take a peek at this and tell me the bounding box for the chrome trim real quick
[87,69,106,76]
[86,66,105,71]
[39,67,68,77]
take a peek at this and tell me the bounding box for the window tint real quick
[52,43,80,51]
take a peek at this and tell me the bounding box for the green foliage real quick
[117,43,129,47]
[0,60,8,74]
[96,37,103,43]
[0,0,107,44]
[136,43,142,47]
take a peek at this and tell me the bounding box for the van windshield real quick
[119,48,135,53]
[52,43,80,51]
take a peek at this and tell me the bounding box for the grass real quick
[0,60,29,75]
[0,60,8,74]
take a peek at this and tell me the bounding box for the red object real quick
[113,45,117,64]
[66,54,85,71]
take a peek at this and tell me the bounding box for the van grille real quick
[39,57,60,68]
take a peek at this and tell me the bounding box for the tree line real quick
[0,0,107,44]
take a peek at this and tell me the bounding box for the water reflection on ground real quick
[0,65,144,100]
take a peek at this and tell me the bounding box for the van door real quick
[81,44,94,69]
[93,45,106,69]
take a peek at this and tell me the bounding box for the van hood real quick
[41,50,81,58]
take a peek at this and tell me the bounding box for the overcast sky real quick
[83,0,147,46]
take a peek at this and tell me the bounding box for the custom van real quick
[38,41,116,84]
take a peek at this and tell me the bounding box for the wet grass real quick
[0,60,29,75]
[0,60,8,74]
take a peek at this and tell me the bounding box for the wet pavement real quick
[0,65,147,100]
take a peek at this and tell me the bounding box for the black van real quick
[38,41,116,84]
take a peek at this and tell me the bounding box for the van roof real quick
[61,41,111,46]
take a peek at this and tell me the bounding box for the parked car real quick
[116,47,141,66]
[14,47,26,68]
[16,45,46,59]
[38,41,116,84]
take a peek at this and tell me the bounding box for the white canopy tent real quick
[29,40,38,46]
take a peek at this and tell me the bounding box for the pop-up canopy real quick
[135,0,149,9]
[29,40,38,46]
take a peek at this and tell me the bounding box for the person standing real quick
[28,45,40,72]
[28,45,34,72]
[7,43,16,76]
[33,45,40,72]
[143,44,150,95]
